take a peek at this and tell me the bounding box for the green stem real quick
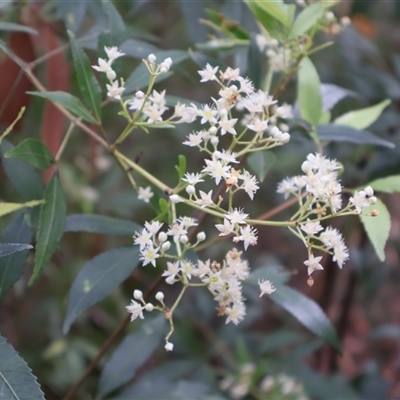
[55,122,74,162]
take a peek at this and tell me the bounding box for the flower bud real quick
[106,70,116,81]
[197,232,206,242]
[170,194,183,203]
[135,90,145,99]
[159,66,168,74]
[279,132,290,144]
[165,341,174,351]
[179,235,188,244]
[161,241,171,251]
[133,290,143,300]
[158,231,168,243]
[209,126,218,135]
[211,136,219,147]
[145,303,154,312]
[364,186,374,197]
[155,291,164,301]
[186,185,195,195]
[163,57,172,67]
[148,53,156,63]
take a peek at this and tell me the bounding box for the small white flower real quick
[195,190,214,208]
[106,80,125,100]
[304,253,324,276]
[104,46,125,61]
[238,225,258,250]
[300,220,324,236]
[139,245,160,267]
[126,300,144,321]
[258,279,276,297]
[225,208,249,225]
[138,186,154,203]
[182,172,204,186]
[198,63,219,82]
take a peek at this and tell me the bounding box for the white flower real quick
[106,80,125,100]
[92,58,113,74]
[300,220,324,236]
[144,221,163,236]
[247,118,269,133]
[349,191,369,213]
[304,253,324,276]
[166,221,187,243]
[198,63,219,82]
[240,170,259,200]
[139,245,160,267]
[258,279,276,297]
[104,46,125,61]
[138,186,154,203]
[183,131,204,147]
[225,208,248,225]
[195,190,214,207]
[225,302,246,325]
[182,172,204,185]
[238,225,258,250]
[126,300,144,321]
[215,219,235,236]
[198,104,218,125]
[133,228,152,250]
[202,156,230,185]
[162,261,181,283]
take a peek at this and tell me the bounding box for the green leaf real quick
[0,200,44,218]
[269,284,341,352]
[317,124,395,149]
[27,91,97,123]
[334,99,391,130]
[4,139,55,169]
[120,38,161,59]
[0,243,32,258]
[0,106,25,145]
[65,214,141,235]
[101,0,126,45]
[0,214,32,301]
[0,334,45,399]
[244,1,288,40]
[360,198,390,262]
[68,31,102,122]
[98,315,166,398]
[247,151,276,182]
[30,175,66,286]
[298,57,322,126]
[175,155,186,180]
[290,3,324,39]
[367,175,400,193]
[247,34,262,90]
[0,140,44,201]
[244,0,291,27]
[63,247,139,334]
[0,22,38,35]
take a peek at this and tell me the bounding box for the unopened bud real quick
[179,235,188,244]
[135,90,145,99]
[170,194,183,203]
[106,70,116,81]
[364,186,374,197]
[148,53,156,63]
[161,241,171,251]
[197,232,206,242]
[209,126,218,135]
[158,231,168,243]
[210,136,219,147]
[307,276,314,287]
[155,291,164,302]
[145,303,154,312]
[165,341,174,351]
[186,185,195,195]
[134,290,143,300]
[370,209,379,217]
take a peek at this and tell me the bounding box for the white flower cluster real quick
[133,219,204,268]
[256,34,293,72]
[259,374,309,400]
[92,46,126,100]
[278,153,377,276]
